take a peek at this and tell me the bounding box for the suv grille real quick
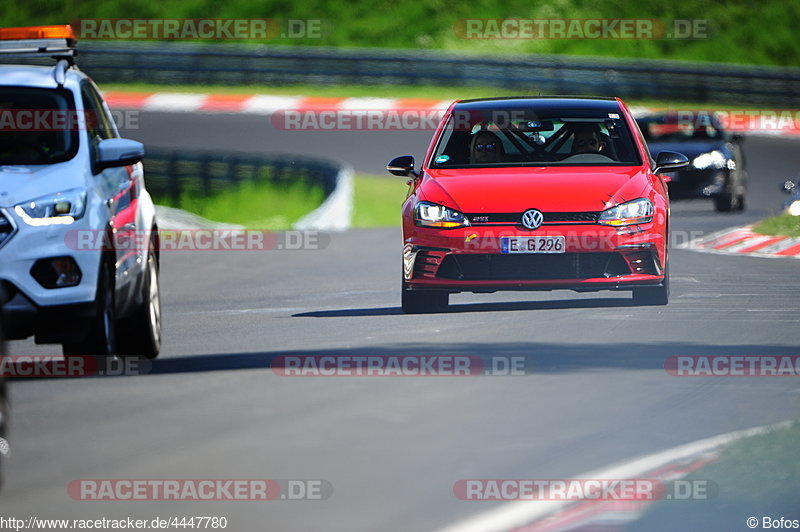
[0,211,15,248]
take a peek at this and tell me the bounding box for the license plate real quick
[501,236,565,254]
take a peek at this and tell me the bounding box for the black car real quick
[636,112,747,212]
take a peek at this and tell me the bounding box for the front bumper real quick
[0,206,101,342]
[1,282,95,342]
[403,224,666,293]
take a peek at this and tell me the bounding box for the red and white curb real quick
[435,421,793,532]
[677,225,800,258]
[103,91,452,114]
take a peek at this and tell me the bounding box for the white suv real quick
[0,26,160,359]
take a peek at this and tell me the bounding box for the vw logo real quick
[521,209,544,230]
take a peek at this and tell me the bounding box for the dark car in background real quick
[636,112,747,212]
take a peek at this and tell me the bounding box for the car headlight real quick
[14,188,87,226]
[414,201,470,229]
[598,198,654,226]
[692,150,727,170]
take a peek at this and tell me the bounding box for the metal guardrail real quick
[143,149,340,204]
[74,41,800,106]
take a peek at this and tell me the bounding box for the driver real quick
[0,128,43,164]
[470,131,503,164]
[570,123,607,155]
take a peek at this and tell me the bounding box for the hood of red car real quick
[420,166,648,213]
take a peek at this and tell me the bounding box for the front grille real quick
[0,211,14,248]
[546,212,600,223]
[466,211,600,225]
[436,253,631,281]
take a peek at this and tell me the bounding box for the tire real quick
[63,255,116,358]
[117,246,161,359]
[713,192,735,212]
[401,287,449,314]
[736,192,747,211]
[632,263,669,306]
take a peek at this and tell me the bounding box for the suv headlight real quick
[414,201,470,229]
[14,188,87,226]
[598,198,654,226]
[692,150,727,170]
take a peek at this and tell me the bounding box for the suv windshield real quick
[0,87,79,165]
[431,104,641,168]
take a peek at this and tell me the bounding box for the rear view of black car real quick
[636,111,747,212]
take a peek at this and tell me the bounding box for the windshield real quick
[636,114,723,142]
[430,105,642,168]
[0,86,79,165]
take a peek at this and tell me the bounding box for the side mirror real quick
[654,151,689,174]
[387,155,418,178]
[782,180,797,194]
[97,138,145,171]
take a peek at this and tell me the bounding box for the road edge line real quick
[434,420,794,532]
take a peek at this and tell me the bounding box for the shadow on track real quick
[293,297,633,318]
[135,342,795,378]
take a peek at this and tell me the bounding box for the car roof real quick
[454,96,622,112]
[0,64,86,89]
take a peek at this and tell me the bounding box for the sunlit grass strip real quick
[753,212,800,237]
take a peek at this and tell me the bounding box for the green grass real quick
[352,174,406,228]
[159,173,402,229]
[753,213,800,238]
[631,421,800,528]
[4,0,798,67]
[161,179,326,229]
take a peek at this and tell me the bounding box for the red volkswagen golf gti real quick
[388,97,689,313]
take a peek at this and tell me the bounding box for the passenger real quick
[470,131,503,164]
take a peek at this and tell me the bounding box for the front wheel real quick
[117,247,161,359]
[401,287,449,314]
[632,263,669,306]
[713,192,735,212]
[63,256,116,357]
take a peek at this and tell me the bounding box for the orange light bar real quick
[0,25,76,41]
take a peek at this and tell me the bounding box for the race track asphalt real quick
[2,112,798,531]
